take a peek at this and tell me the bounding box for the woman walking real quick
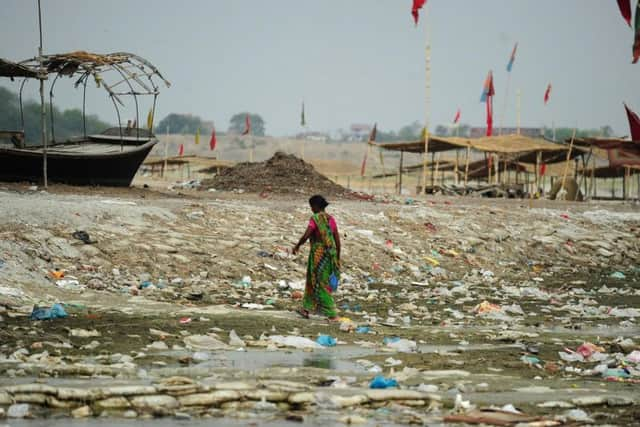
[292,195,341,321]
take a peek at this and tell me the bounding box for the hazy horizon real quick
[1,1,639,137]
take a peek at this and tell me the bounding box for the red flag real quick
[544,84,552,105]
[369,123,377,142]
[411,0,427,25]
[209,127,217,150]
[453,108,461,124]
[178,143,184,157]
[624,103,640,140]
[540,163,547,177]
[241,114,251,135]
[617,0,632,26]
[485,72,494,137]
[360,150,368,177]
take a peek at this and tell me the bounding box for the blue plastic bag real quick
[329,273,339,292]
[316,334,337,347]
[369,376,398,389]
[30,303,68,321]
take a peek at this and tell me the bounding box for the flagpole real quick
[499,71,512,136]
[163,124,169,179]
[37,0,47,188]
[421,18,431,195]
[516,89,521,135]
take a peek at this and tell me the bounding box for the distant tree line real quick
[156,112,266,137]
[0,86,110,145]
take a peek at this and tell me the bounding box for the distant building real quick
[348,124,372,141]
[469,127,543,138]
[296,131,329,142]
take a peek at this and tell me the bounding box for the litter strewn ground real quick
[0,184,639,425]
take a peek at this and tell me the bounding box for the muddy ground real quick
[0,182,639,425]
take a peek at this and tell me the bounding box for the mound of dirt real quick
[202,152,348,196]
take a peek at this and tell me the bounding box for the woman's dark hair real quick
[309,195,329,210]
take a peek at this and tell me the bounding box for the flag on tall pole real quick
[369,123,377,142]
[300,102,306,127]
[481,71,495,137]
[411,0,427,25]
[506,42,518,72]
[633,1,640,64]
[480,71,494,102]
[209,127,217,150]
[360,149,368,177]
[241,114,251,135]
[544,83,552,105]
[624,103,640,140]
[617,0,632,26]
[194,127,200,145]
[453,108,461,124]
[146,108,154,130]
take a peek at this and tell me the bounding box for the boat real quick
[0,51,170,186]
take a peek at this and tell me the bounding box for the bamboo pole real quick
[591,154,596,199]
[464,145,470,186]
[421,25,432,196]
[434,154,440,190]
[559,128,577,200]
[516,89,521,135]
[535,151,541,196]
[454,149,460,184]
[398,151,404,195]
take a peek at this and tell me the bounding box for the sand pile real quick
[202,152,347,195]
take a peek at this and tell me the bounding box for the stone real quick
[0,391,13,405]
[537,401,574,409]
[607,396,634,407]
[7,403,31,418]
[243,389,289,402]
[71,405,92,418]
[178,390,241,406]
[101,385,157,397]
[331,395,370,408]
[288,392,315,404]
[12,393,47,404]
[339,415,367,425]
[130,395,179,412]
[366,390,427,401]
[57,387,102,401]
[123,409,138,418]
[571,396,607,406]
[183,334,229,351]
[94,397,131,410]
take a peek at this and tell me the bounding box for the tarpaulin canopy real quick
[370,134,585,164]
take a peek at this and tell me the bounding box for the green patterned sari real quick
[303,212,339,317]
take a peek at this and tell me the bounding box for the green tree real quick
[228,112,265,136]
[397,121,422,140]
[156,113,213,134]
[0,85,110,145]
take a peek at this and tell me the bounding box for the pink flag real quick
[209,127,217,150]
[178,143,184,157]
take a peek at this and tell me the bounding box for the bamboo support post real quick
[464,145,470,187]
[559,128,577,200]
[398,151,404,195]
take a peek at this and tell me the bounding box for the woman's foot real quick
[296,308,310,319]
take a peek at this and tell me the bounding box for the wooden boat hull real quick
[0,139,157,186]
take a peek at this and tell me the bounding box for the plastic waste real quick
[316,334,337,347]
[603,368,631,379]
[386,338,417,353]
[356,326,371,334]
[229,329,246,347]
[369,375,398,389]
[30,303,68,321]
[564,409,593,422]
[269,335,322,349]
[521,355,541,365]
[625,350,640,363]
[7,403,30,418]
[72,230,92,244]
[610,271,626,279]
[558,351,584,363]
[576,342,605,359]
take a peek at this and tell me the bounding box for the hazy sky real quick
[1,1,639,136]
